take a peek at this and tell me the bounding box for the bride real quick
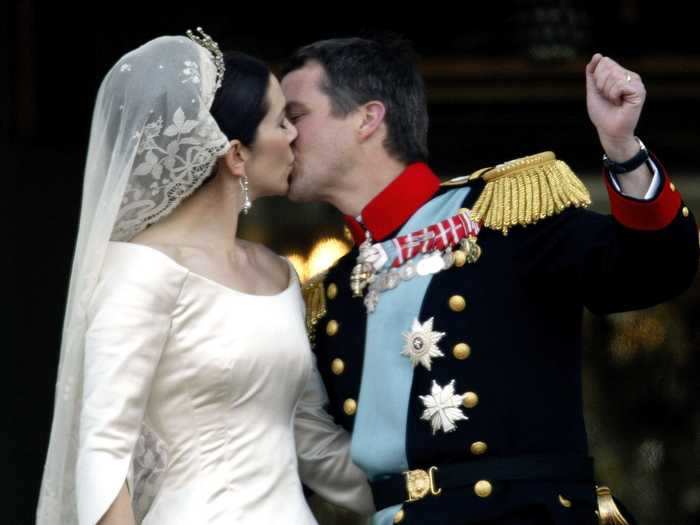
[36,29,373,524]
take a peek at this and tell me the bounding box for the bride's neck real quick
[143,173,245,253]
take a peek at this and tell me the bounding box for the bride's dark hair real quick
[209,51,271,147]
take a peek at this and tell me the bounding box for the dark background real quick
[9,1,700,523]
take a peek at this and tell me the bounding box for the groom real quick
[281,36,698,524]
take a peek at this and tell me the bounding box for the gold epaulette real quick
[301,271,328,347]
[440,167,490,187]
[466,151,592,235]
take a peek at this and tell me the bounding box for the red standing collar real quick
[344,163,441,244]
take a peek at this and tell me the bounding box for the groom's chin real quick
[285,180,310,203]
[285,190,310,203]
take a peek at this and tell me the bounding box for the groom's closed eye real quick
[285,102,308,122]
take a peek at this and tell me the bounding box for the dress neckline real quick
[108,241,297,299]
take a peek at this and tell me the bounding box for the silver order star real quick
[419,380,469,434]
[401,317,445,370]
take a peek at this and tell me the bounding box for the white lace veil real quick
[36,33,230,524]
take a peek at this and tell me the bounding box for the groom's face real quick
[281,62,356,203]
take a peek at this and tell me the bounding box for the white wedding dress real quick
[76,241,372,524]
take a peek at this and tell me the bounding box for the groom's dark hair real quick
[282,34,429,164]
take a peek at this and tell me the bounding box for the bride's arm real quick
[96,483,135,525]
[77,251,185,525]
[294,354,375,516]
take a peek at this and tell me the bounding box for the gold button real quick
[558,494,572,508]
[682,206,689,218]
[343,398,357,415]
[453,250,467,267]
[326,320,339,336]
[393,508,405,523]
[470,441,488,455]
[453,343,471,360]
[331,358,345,375]
[449,295,466,312]
[327,283,338,300]
[474,480,492,498]
[670,182,676,192]
[463,391,479,408]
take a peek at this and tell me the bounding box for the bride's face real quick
[244,75,298,199]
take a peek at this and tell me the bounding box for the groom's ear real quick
[222,140,250,178]
[357,100,386,142]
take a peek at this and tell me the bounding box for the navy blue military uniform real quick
[304,153,698,525]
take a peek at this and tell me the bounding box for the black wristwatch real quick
[602,137,650,175]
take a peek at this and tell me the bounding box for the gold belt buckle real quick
[403,466,442,502]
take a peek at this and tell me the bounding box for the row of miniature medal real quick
[351,209,484,434]
[364,236,482,312]
[351,210,482,313]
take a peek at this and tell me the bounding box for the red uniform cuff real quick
[604,155,682,231]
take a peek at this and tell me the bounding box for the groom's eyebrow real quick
[285,101,308,113]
